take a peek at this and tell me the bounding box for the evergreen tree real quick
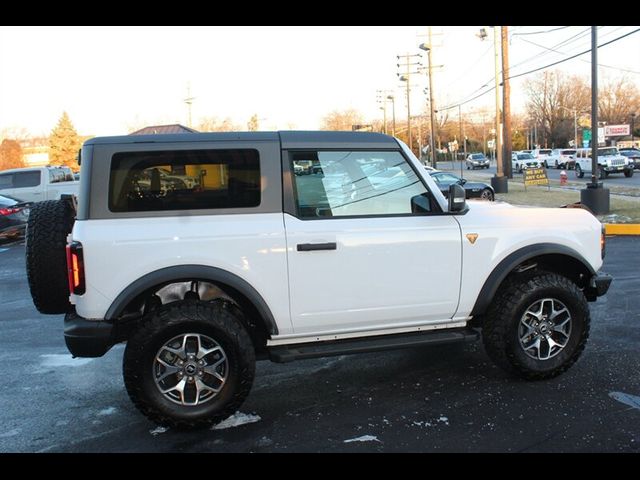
[49,112,81,170]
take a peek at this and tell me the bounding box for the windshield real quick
[538,149,552,155]
[517,153,535,160]
[471,154,485,160]
[599,148,618,156]
[561,150,576,155]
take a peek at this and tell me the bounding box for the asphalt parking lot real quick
[0,236,639,452]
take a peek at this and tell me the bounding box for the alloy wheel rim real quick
[518,298,572,361]
[153,333,228,406]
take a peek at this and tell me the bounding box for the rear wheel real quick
[482,272,590,380]
[26,199,76,314]
[480,188,494,201]
[554,160,559,169]
[123,300,255,429]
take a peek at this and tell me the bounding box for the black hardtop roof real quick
[83,130,399,149]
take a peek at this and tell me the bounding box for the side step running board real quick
[268,328,479,363]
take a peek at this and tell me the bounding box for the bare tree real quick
[598,75,640,125]
[320,109,364,131]
[524,70,590,148]
[197,116,240,132]
[0,139,25,170]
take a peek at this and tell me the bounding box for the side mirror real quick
[410,193,431,214]
[448,184,467,213]
[458,178,467,185]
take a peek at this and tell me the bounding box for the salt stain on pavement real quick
[39,354,93,368]
[149,426,168,436]
[211,412,261,430]
[344,435,380,443]
[0,429,20,438]
[97,407,117,416]
[610,391,640,410]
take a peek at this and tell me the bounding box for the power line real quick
[436,28,640,112]
[508,27,640,81]
[518,35,640,75]
[512,26,571,36]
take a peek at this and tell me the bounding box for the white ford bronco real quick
[26,131,611,429]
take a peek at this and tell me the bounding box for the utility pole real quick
[184,84,195,128]
[376,90,388,134]
[427,27,437,168]
[492,26,506,192]
[397,53,422,153]
[502,26,512,179]
[405,57,412,150]
[388,95,396,136]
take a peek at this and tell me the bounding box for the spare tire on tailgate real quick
[26,199,76,314]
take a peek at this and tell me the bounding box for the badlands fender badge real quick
[466,233,479,245]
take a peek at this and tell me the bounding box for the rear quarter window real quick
[108,149,261,213]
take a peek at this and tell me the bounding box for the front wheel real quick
[598,167,607,180]
[123,300,255,429]
[482,272,590,380]
[624,169,634,178]
[575,164,584,178]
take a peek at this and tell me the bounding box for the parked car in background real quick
[619,149,640,170]
[532,148,553,168]
[0,166,79,203]
[465,153,490,169]
[574,147,634,179]
[0,194,30,240]
[548,148,577,169]
[429,171,494,201]
[511,152,541,173]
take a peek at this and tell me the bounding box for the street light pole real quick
[580,25,609,215]
[632,112,636,147]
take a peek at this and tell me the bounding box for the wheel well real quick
[113,278,272,358]
[470,250,593,324]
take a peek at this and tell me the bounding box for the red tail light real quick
[0,207,20,216]
[66,241,86,295]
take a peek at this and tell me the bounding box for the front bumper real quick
[64,310,115,358]
[584,272,612,301]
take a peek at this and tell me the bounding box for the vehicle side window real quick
[290,150,434,219]
[13,171,41,188]
[0,174,12,189]
[49,169,66,183]
[109,149,260,212]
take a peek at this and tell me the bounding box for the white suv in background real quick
[531,148,553,168]
[511,152,541,173]
[574,147,634,179]
[548,149,577,170]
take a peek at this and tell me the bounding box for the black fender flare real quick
[105,265,278,335]
[470,243,596,316]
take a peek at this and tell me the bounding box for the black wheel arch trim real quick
[105,265,278,335]
[470,243,596,316]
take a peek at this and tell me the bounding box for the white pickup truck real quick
[0,166,80,203]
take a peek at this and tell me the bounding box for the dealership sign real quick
[604,124,630,136]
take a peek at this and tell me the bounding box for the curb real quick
[604,224,640,235]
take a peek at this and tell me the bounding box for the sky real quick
[1,26,639,137]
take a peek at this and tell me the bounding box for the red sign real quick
[604,124,630,136]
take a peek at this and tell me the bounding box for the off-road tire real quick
[482,272,590,380]
[123,299,255,429]
[624,169,634,178]
[575,164,584,178]
[26,199,76,314]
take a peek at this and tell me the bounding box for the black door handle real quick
[297,242,337,252]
